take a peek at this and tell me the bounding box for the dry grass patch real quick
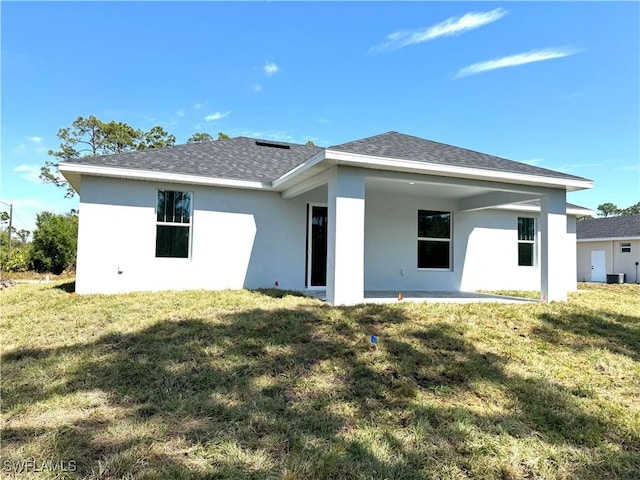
[1,282,639,479]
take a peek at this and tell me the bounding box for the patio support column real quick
[540,189,568,302]
[326,166,365,305]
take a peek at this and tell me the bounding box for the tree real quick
[595,201,639,218]
[187,132,214,143]
[597,203,620,217]
[621,201,640,216]
[305,140,316,146]
[30,211,78,274]
[0,219,30,272]
[16,229,31,244]
[42,116,176,197]
[217,132,230,140]
[137,125,176,150]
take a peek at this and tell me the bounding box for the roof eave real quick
[322,150,593,192]
[494,204,593,216]
[58,162,272,191]
[578,237,640,242]
[271,150,328,190]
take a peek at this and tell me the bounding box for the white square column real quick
[326,167,365,305]
[540,189,568,302]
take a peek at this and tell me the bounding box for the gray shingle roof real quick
[330,131,590,182]
[64,137,322,183]
[62,131,592,186]
[577,215,640,239]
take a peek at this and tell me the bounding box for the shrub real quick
[0,246,31,272]
[30,211,78,274]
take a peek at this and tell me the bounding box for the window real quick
[418,210,451,269]
[621,243,631,253]
[517,217,535,266]
[156,190,192,258]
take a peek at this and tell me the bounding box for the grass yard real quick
[1,282,639,479]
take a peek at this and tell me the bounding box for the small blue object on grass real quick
[371,335,378,345]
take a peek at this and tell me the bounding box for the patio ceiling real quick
[301,175,542,211]
[365,176,492,200]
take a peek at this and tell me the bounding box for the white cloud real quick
[455,47,581,78]
[370,8,507,53]
[264,62,279,77]
[193,103,202,110]
[27,136,43,144]
[253,83,263,93]
[12,144,27,155]
[521,158,544,166]
[557,162,602,173]
[565,89,591,99]
[13,164,44,183]
[204,111,231,122]
[316,118,330,124]
[615,164,640,172]
[177,110,185,118]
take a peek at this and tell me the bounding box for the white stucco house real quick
[577,215,640,284]
[59,131,593,305]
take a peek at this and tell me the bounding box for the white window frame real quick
[517,217,536,267]
[621,242,632,253]
[417,210,452,271]
[155,189,193,259]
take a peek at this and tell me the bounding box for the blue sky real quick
[2,1,639,233]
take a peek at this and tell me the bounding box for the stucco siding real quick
[362,190,564,292]
[364,190,459,291]
[76,175,579,295]
[458,210,543,292]
[566,216,578,291]
[76,176,311,294]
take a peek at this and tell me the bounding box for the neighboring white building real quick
[59,132,593,304]
[577,215,640,284]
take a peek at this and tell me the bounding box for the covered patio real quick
[279,164,574,305]
[271,132,593,306]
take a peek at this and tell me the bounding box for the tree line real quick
[596,202,640,217]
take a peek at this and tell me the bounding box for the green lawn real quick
[1,282,639,479]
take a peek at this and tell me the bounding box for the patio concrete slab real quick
[305,290,536,304]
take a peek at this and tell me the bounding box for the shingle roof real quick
[330,131,590,182]
[64,137,322,183]
[62,131,592,186]
[577,215,640,239]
